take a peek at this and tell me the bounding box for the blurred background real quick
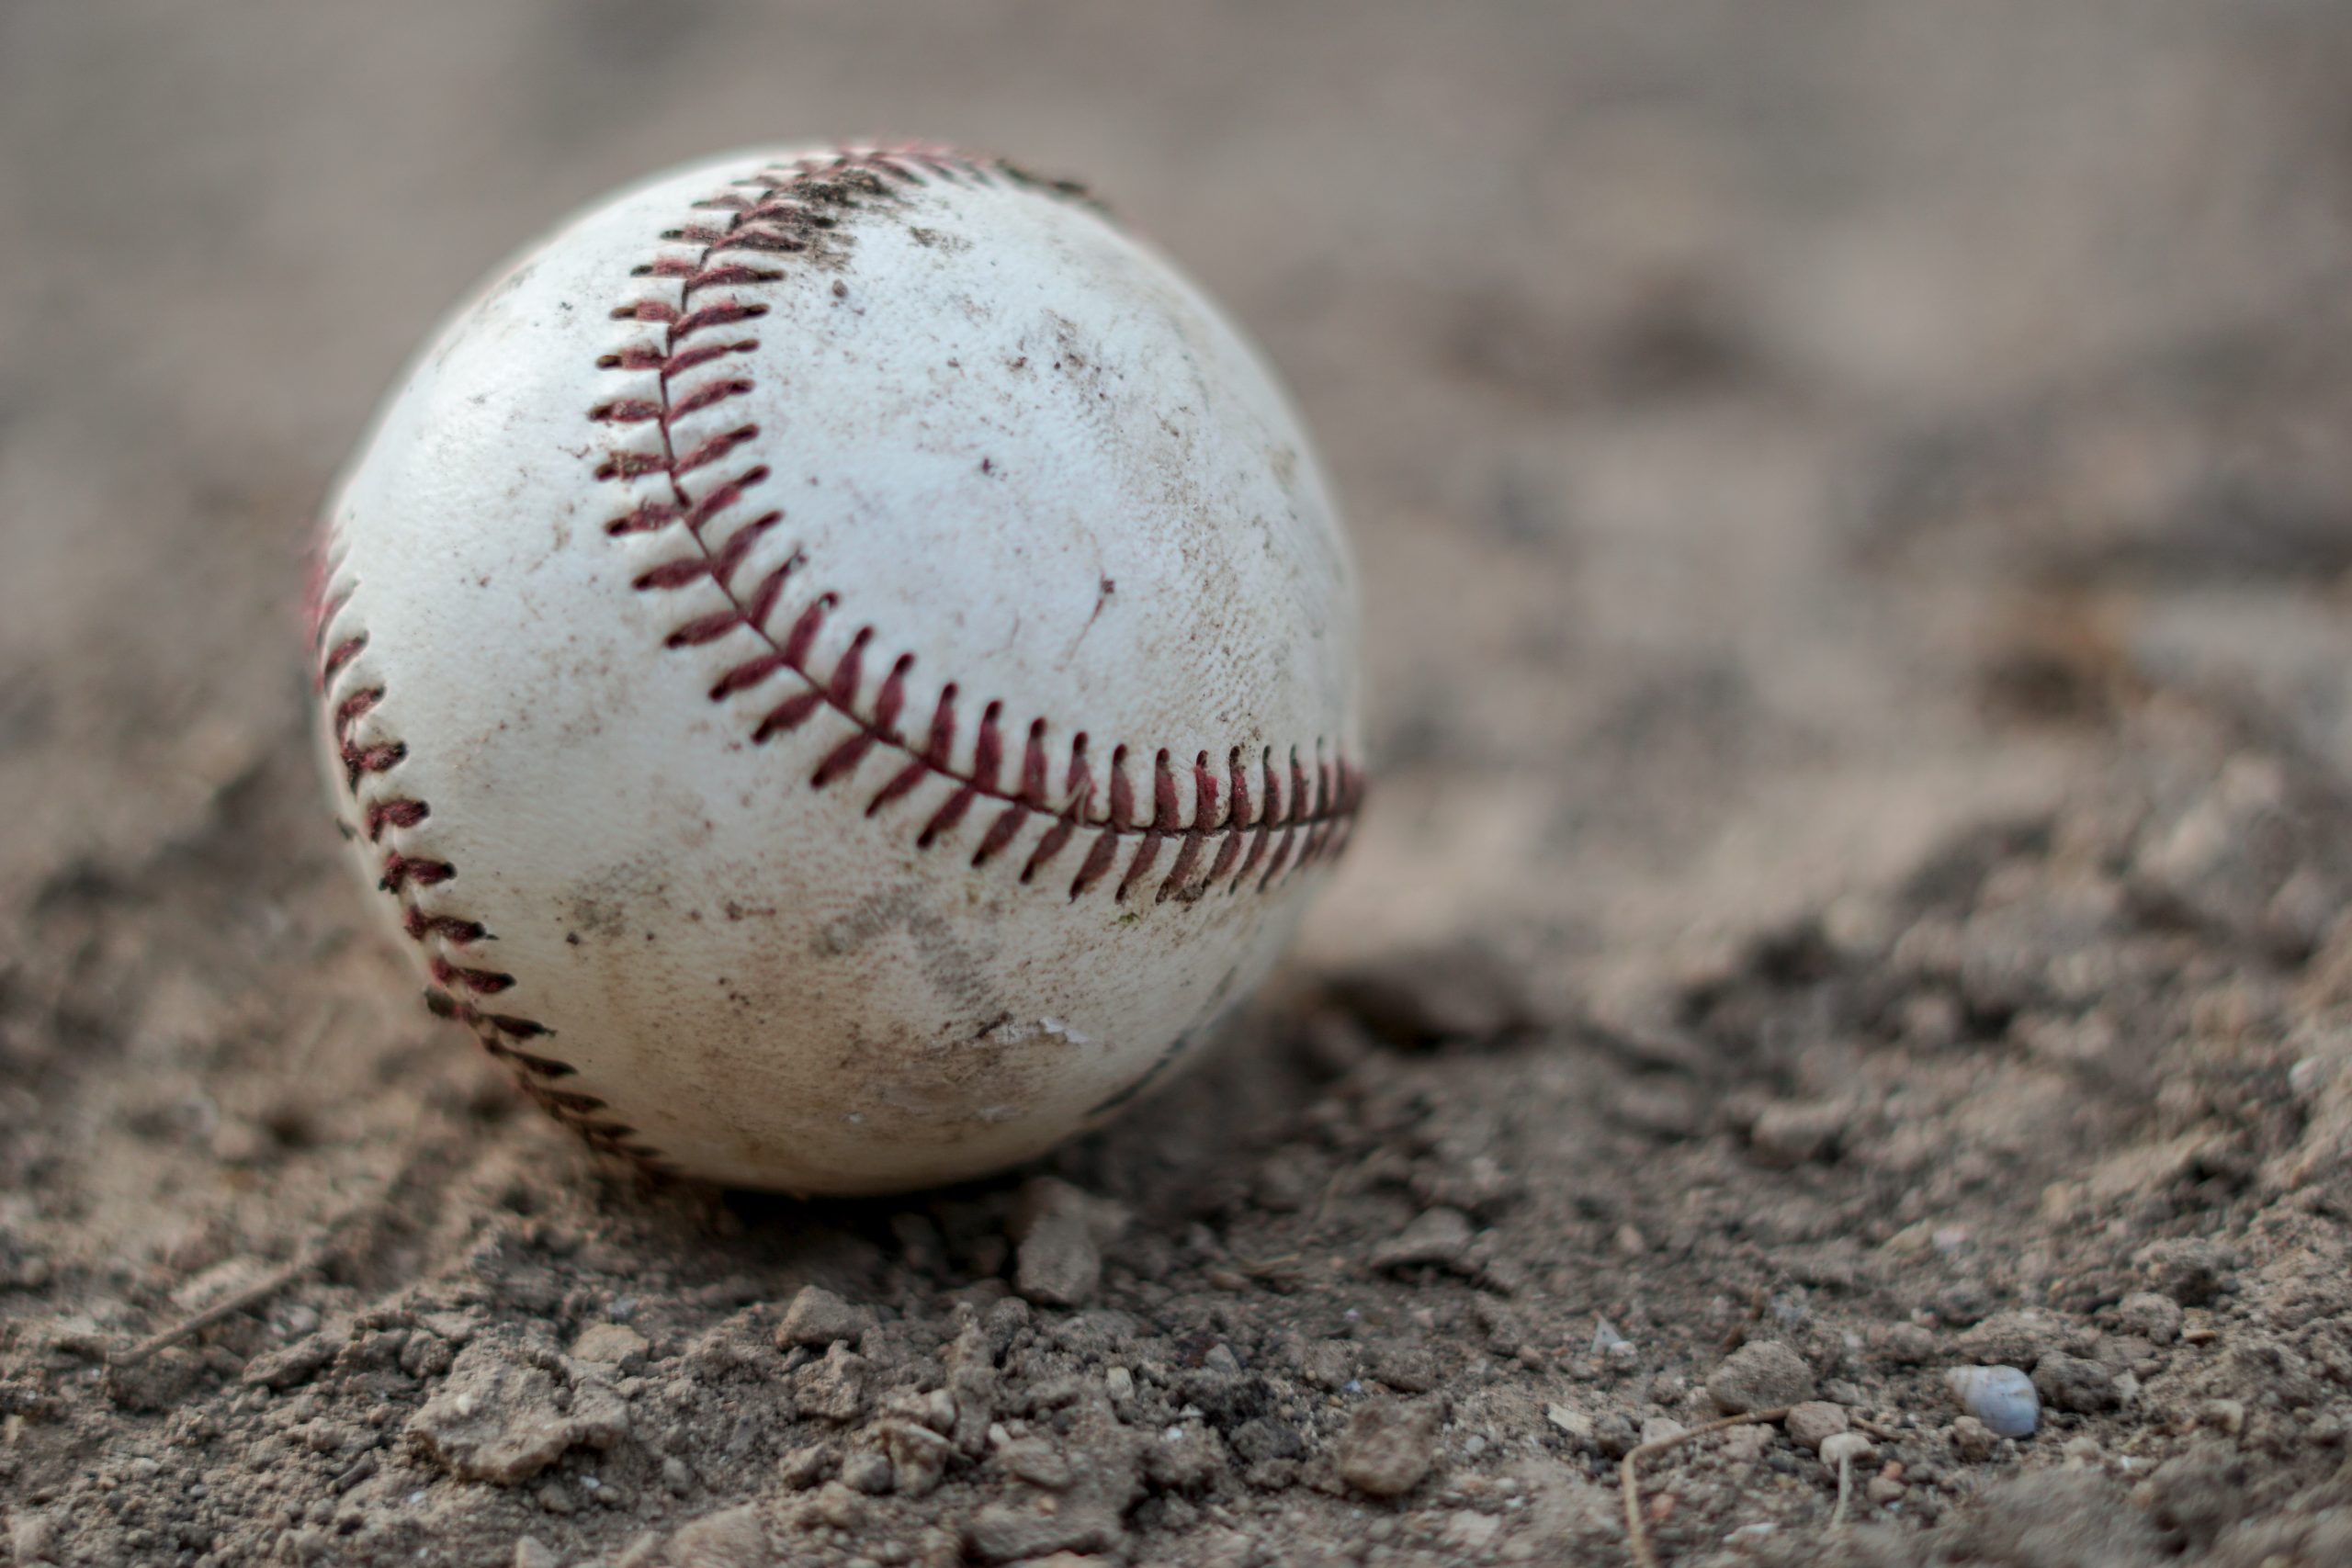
[6,4,2352,1563]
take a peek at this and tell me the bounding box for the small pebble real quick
[571,1323,650,1371]
[1956,1311,2065,1368]
[1370,1207,1475,1271]
[1336,1400,1441,1497]
[841,1450,893,1495]
[1951,1416,1998,1461]
[2032,1352,2120,1415]
[1784,1402,1849,1453]
[998,1436,1072,1490]
[1932,1281,1992,1326]
[794,1344,871,1423]
[1946,1366,2040,1439]
[667,1503,769,1564]
[1545,1404,1593,1441]
[1708,1342,1815,1414]
[2113,1292,2183,1347]
[1012,1178,1124,1306]
[775,1286,875,1349]
[777,1445,834,1490]
[1749,1100,1849,1167]
[1720,1423,1770,1463]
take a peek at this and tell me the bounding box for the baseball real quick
[310,144,1363,1194]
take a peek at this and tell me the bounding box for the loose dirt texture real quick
[6,4,2352,1565]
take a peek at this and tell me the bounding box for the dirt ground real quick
[8,3,2352,1564]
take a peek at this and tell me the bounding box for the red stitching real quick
[379,852,453,891]
[404,908,487,945]
[429,955,514,996]
[364,797,428,838]
[321,634,367,682]
[1023,818,1077,884]
[591,145,1363,906]
[314,585,662,1168]
[1070,830,1121,898]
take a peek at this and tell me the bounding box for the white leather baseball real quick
[311,144,1362,1193]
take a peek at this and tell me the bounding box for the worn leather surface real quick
[313,146,1362,1192]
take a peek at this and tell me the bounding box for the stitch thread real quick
[594,143,1363,904]
[309,577,663,1167]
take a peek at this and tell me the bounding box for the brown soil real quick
[7,5,2352,1565]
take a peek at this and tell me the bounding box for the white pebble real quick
[1946,1365,2040,1438]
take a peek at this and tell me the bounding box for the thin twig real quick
[111,1202,373,1368]
[1829,1444,1856,1529]
[113,1250,326,1368]
[1621,1406,1792,1568]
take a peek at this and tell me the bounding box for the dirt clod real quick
[1708,1341,1815,1414]
[571,1322,650,1371]
[409,1335,630,1484]
[1367,1205,1475,1272]
[1951,1416,1999,1461]
[792,1343,872,1424]
[8,1513,60,1566]
[1747,1100,1850,1168]
[2032,1352,2120,1415]
[2111,1292,2184,1346]
[775,1285,876,1349]
[664,1503,769,1568]
[2139,1438,2250,1548]
[1334,1399,1441,1497]
[1957,1310,2073,1368]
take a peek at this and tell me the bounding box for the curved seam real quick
[309,577,665,1169]
[595,143,1363,906]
